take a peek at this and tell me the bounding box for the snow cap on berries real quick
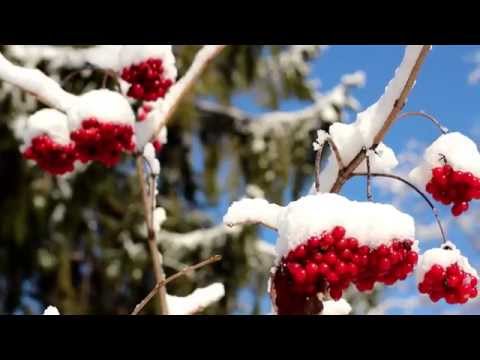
[21,109,70,151]
[67,89,135,131]
[409,132,480,187]
[416,242,478,284]
[276,193,416,260]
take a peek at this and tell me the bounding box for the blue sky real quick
[223,45,480,315]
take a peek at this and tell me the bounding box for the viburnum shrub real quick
[4,44,480,315]
[224,45,479,315]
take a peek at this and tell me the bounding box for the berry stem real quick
[397,111,449,135]
[352,172,448,245]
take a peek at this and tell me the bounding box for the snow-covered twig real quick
[223,198,284,231]
[131,255,222,315]
[151,45,226,141]
[0,52,77,111]
[167,283,225,315]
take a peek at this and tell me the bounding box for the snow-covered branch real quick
[0,52,77,111]
[223,198,283,231]
[316,45,432,193]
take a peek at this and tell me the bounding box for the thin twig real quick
[352,172,448,244]
[397,111,449,135]
[330,46,432,193]
[131,255,222,315]
[135,155,169,314]
[150,45,227,142]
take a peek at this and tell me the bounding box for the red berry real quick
[332,226,346,241]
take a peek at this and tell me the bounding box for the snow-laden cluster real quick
[67,89,135,131]
[118,45,177,80]
[21,109,70,150]
[223,198,284,230]
[321,299,352,315]
[275,193,416,260]
[409,132,480,187]
[416,242,478,283]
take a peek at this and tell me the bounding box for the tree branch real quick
[0,52,77,111]
[135,155,169,314]
[330,45,432,193]
[131,255,222,315]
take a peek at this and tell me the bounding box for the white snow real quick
[167,283,225,315]
[43,306,60,315]
[313,129,330,151]
[67,89,135,131]
[143,143,160,175]
[315,46,426,192]
[0,52,77,111]
[223,198,284,230]
[409,132,480,187]
[275,193,416,260]
[21,109,71,150]
[118,45,177,82]
[153,207,167,233]
[321,299,352,315]
[416,242,478,283]
[135,100,168,150]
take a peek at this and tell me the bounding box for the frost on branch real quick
[409,132,480,217]
[167,283,225,315]
[223,198,283,230]
[143,143,161,176]
[417,242,478,304]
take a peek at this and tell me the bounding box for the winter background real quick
[2,45,480,315]
[230,45,480,315]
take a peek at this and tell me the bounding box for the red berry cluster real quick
[137,104,153,122]
[419,263,478,304]
[426,164,480,217]
[23,135,76,175]
[70,118,135,167]
[272,226,418,315]
[121,59,174,101]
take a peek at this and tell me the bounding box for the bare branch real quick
[131,255,222,315]
[135,155,169,314]
[397,111,449,135]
